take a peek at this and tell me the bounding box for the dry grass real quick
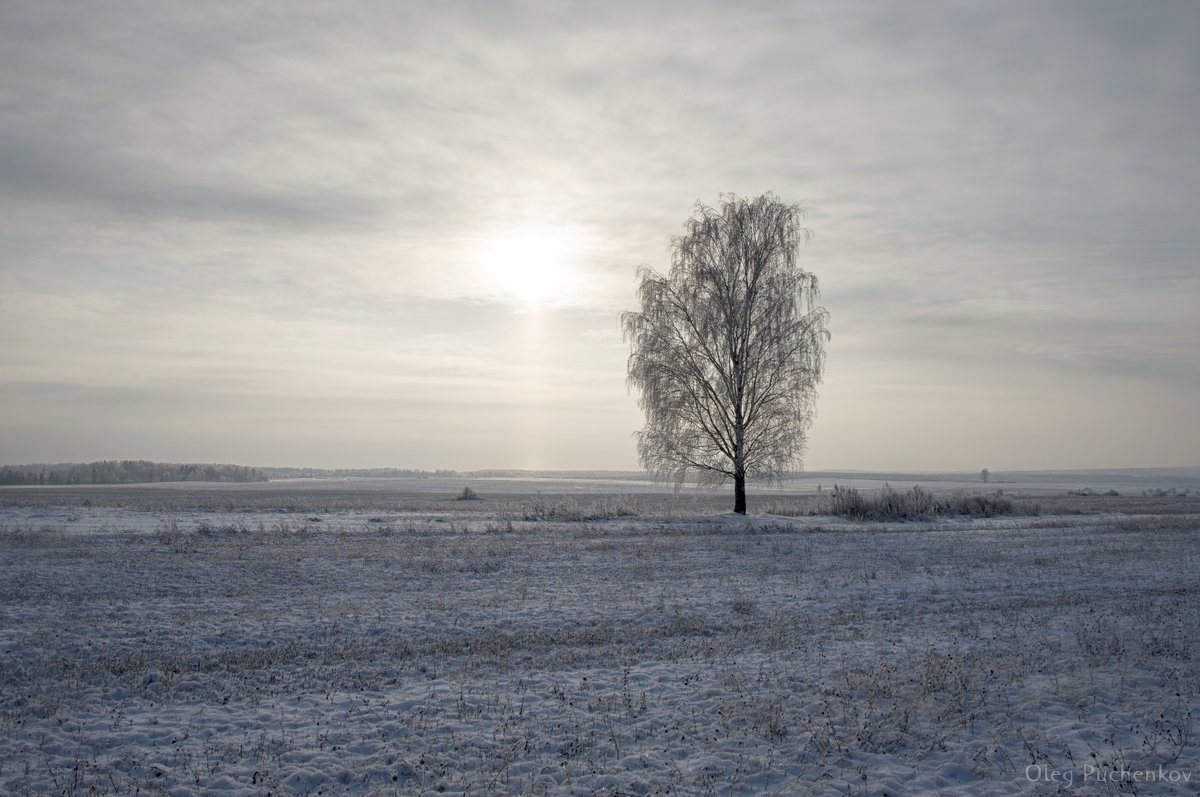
[806,483,1039,521]
[0,488,1197,794]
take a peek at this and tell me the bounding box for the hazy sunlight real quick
[477,226,584,308]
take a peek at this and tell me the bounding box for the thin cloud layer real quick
[1,1,1197,470]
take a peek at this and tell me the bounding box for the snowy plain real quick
[1,478,1197,795]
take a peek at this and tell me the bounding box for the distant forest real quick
[262,466,461,479]
[0,460,268,486]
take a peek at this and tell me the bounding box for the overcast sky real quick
[2,1,1197,472]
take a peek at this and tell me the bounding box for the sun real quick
[477,226,583,308]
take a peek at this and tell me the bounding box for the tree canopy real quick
[622,193,829,513]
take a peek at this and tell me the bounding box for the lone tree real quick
[622,193,829,514]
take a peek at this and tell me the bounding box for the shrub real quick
[941,490,1019,517]
[816,484,1037,521]
[456,486,480,501]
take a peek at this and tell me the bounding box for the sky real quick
[2,0,1198,473]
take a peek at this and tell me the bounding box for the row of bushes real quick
[814,484,1037,521]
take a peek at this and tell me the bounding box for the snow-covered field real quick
[1,483,1197,795]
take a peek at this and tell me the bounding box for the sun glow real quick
[477,226,585,308]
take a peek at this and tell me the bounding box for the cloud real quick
[1,1,1197,469]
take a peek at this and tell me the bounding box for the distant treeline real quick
[261,467,461,479]
[467,469,650,481]
[258,467,650,481]
[0,460,268,486]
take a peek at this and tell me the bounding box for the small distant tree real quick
[622,193,829,514]
[980,468,990,484]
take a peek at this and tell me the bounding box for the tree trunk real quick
[734,473,747,514]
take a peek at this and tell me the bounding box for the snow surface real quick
[1,488,1197,795]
